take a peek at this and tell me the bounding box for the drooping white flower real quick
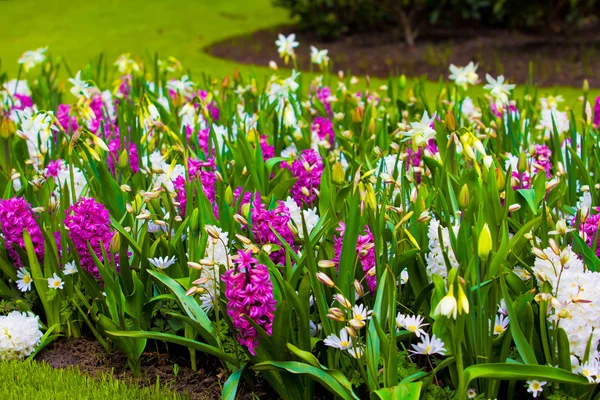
[526,380,546,398]
[409,333,446,356]
[0,311,43,360]
[16,268,33,292]
[18,47,47,71]
[402,111,437,147]
[149,256,178,269]
[484,74,515,103]
[47,273,64,290]
[540,95,564,110]
[62,261,78,276]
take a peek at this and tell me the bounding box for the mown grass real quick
[0,1,595,118]
[0,360,184,400]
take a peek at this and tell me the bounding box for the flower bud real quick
[495,168,505,189]
[458,284,469,315]
[458,184,469,209]
[532,247,548,260]
[354,280,364,297]
[118,149,129,169]
[333,294,351,308]
[224,185,234,206]
[332,162,345,185]
[110,232,121,254]
[445,109,456,132]
[318,260,336,268]
[316,272,335,287]
[478,223,492,261]
[327,307,345,322]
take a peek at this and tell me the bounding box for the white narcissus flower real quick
[409,333,446,356]
[283,197,319,238]
[149,256,177,269]
[16,268,33,292]
[69,71,90,98]
[275,33,299,62]
[18,47,47,71]
[310,46,329,66]
[47,273,64,290]
[402,111,437,147]
[538,109,570,136]
[483,74,515,103]
[448,62,479,89]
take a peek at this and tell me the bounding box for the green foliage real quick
[0,361,183,400]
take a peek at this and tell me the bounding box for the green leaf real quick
[222,363,247,400]
[370,382,422,400]
[516,189,538,214]
[253,361,359,400]
[571,234,600,272]
[460,363,590,398]
[107,330,239,366]
[147,270,217,346]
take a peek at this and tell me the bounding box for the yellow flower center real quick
[425,345,432,354]
[494,324,505,334]
[340,340,350,348]
[23,275,32,284]
[407,325,417,332]
[531,382,540,390]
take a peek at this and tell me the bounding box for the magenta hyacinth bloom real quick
[46,160,64,178]
[316,86,332,116]
[311,116,335,147]
[222,249,277,355]
[0,197,45,268]
[250,196,296,265]
[64,198,116,280]
[56,104,79,133]
[260,135,275,160]
[108,135,140,175]
[594,96,600,127]
[333,222,377,293]
[174,158,217,217]
[533,145,552,178]
[286,149,323,206]
[575,210,600,258]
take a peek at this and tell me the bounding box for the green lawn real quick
[1,0,596,107]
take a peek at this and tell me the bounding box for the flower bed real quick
[1,42,600,399]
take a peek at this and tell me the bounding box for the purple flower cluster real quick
[56,104,79,133]
[594,96,600,127]
[333,222,377,293]
[286,149,323,206]
[311,116,335,147]
[174,158,217,217]
[0,197,45,267]
[222,249,276,355]
[64,198,116,279]
[533,145,552,178]
[108,134,140,175]
[576,211,600,257]
[260,135,275,160]
[316,86,332,117]
[250,196,295,265]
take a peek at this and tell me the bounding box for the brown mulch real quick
[208,24,600,87]
[37,338,278,400]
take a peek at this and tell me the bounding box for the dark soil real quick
[37,338,278,399]
[208,24,600,87]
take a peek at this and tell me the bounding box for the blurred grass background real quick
[0,0,595,107]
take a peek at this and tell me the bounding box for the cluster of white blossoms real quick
[0,311,43,360]
[533,245,600,375]
[198,225,231,312]
[283,197,319,238]
[425,217,460,280]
